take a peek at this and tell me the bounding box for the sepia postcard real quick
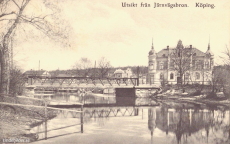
[0,0,229,144]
